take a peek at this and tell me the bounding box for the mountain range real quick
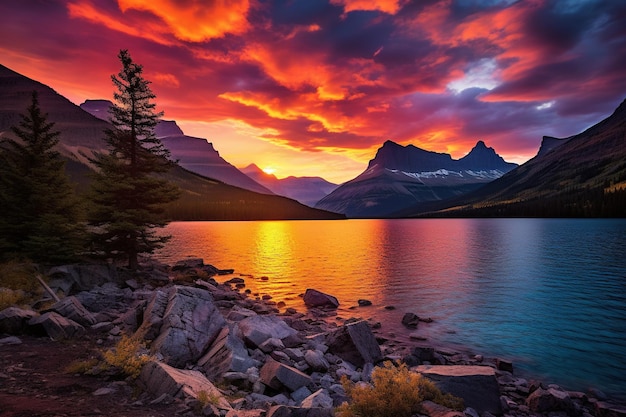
[315,140,518,217]
[2,62,623,219]
[399,98,626,217]
[241,164,338,207]
[0,64,344,220]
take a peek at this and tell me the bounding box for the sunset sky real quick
[1,0,625,183]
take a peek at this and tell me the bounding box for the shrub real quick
[0,261,39,292]
[0,288,25,310]
[337,362,464,417]
[102,334,151,379]
[64,357,101,375]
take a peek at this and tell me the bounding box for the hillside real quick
[402,98,626,217]
[316,140,517,218]
[0,64,344,221]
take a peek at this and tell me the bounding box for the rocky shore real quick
[1,257,625,417]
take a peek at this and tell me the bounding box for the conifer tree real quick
[88,50,179,270]
[0,91,85,263]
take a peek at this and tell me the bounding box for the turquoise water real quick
[157,219,626,399]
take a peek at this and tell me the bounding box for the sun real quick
[262,167,276,175]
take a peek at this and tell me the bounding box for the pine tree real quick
[88,50,179,270]
[0,91,85,263]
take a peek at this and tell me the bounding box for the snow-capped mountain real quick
[315,140,517,218]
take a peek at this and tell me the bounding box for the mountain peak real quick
[155,120,184,138]
[459,140,517,171]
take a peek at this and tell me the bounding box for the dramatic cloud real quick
[0,0,624,182]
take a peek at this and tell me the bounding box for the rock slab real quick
[326,320,382,367]
[136,286,226,368]
[260,358,312,392]
[415,365,502,415]
[303,289,339,309]
[140,361,230,409]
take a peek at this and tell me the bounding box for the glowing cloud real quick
[117,0,250,41]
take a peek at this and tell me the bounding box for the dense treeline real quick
[420,186,626,218]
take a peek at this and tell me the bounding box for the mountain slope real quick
[80,100,273,195]
[403,98,626,217]
[241,164,338,206]
[0,64,344,220]
[316,140,517,218]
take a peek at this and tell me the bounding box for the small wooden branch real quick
[35,274,60,303]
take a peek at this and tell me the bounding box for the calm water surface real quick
[157,219,626,399]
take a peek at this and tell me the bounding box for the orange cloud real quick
[117,0,251,42]
[153,72,180,88]
[67,1,176,45]
[331,0,405,14]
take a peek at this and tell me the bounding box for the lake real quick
[156,218,626,400]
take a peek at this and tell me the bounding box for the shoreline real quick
[1,257,624,417]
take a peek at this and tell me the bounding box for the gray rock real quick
[401,312,420,328]
[0,336,22,345]
[301,389,333,409]
[47,264,120,293]
[74,283,132,313]
[0,307,38,335]
[44,296,97,326]
[595,401,626,417]
[496,358,513,373]
[135,286,226,368]
[303,289,339,309]
[140,360,230,409]
[198,325,259,381]
[420,400,464,417]
[415,365,502,415]
[304,350,330,372]
[267,405,335,417]
[357,299,372,306]
[325,320,382,367]
[28,312,85,340]
[238,315,297,348]
[526,387,575,414]
[260,358,312,392]
[291,386,313,403]
[172,257,204,270]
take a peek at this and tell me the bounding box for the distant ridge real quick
[401,97,626,217]
[316,140,517,218]
[79,100,273,195]
[241,164,338,206]
[0,63,344,220]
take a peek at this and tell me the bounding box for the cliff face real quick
[316,140,517,218]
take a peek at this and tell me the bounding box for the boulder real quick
[172,257,204,271]
[47,264,120,293]
[28,312,85,340]
[300,389,333,408]
[198,325,259,381]
[260,358,312,392]
[0,307,38,335]
[74,283,133,313]
[135,286,226,368]
[526,387,575,414]
[267,405,335,417]
[415,365,501,415]
[44,296,97,326]
[139,360,230,409]
[303,289,339,309]
[419,400,465,417]
[401,312,420,328]
[304,350,330,372]
[326,320,382,367]
[595,401,626,417]
[238,315,297,348]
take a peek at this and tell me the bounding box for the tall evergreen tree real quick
[88,50,179,270]
[0,91,85,263]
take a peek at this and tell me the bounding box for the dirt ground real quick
[0,333,184,417]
